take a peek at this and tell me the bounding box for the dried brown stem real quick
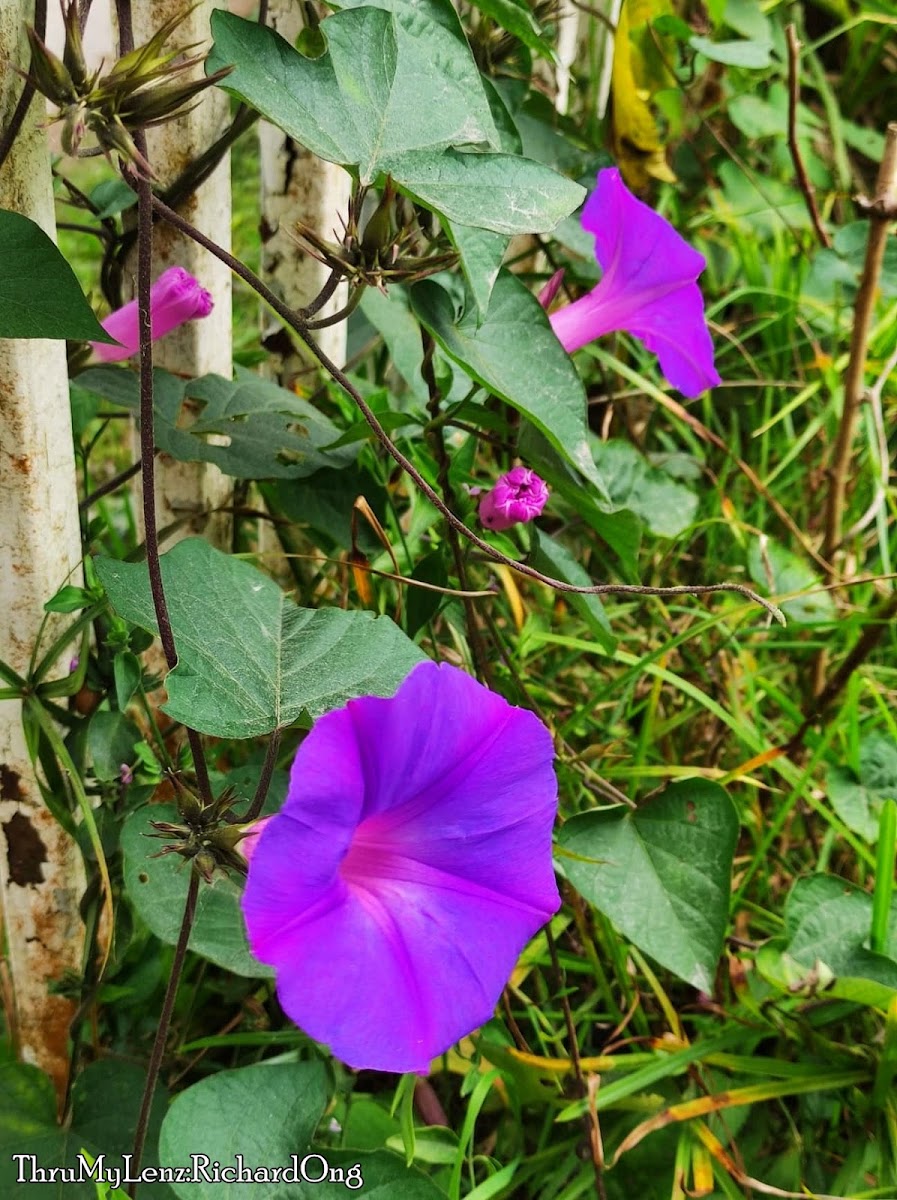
[822,123,897,571]
[785,26,832,250]
[788,592,897,756]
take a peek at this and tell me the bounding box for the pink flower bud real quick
[238,816,272,865]
[91,266,213,363]
[478,467,549,532]
[537,268,565,310]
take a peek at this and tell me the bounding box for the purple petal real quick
[625,286,721,399]
[241,661,559,1072]
[583,169,706,300]
[549,168,721,398]
[256,845,551,1073]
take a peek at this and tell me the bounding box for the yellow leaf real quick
[610,0,678,191]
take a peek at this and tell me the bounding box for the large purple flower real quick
[549,168,721,398]
[91,266,213,363]
[241,660,559,1073]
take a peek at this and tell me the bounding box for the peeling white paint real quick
[0,0,87,1109]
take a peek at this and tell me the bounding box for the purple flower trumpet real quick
[548,168,721,398]
[241,660,559,1073]
[479,467,549,532]
[91,266,213,363]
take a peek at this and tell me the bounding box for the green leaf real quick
[716,160,811,237]
[392,148,584,234]
[208,6,496,184]
[359,286,428,401]
[689,36,772,68]
[44,585,94,614]
[405,551,449,640]
[158,1061,445,1198]
[804,222,897,307]
[69,1062,171,1198]
[95,539,425,738]
[89,178,137,220]
[557,780,738,990]
[263,465,391,552]
[445,221,508,316]
[74,367,356,480]
[312,1151,448,1197]
[747,536,836,624]
[591,440,699,538]
[121,803,269,977]
[827,733,897,842]
[411,273,606,494]
[0,209,112,342]
[467,0,553,55]
[208,9,581,234]
[158,1061,329,1199]
[113,649,143,711]
[87,711,140,783]
[723,0,773,42]
[0,1061,170,1200]
[529,530,615,652]
[758,874,897,1009]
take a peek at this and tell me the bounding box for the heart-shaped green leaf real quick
[557,780,738,991]
[95,539,425,738]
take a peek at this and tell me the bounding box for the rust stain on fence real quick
[0,764,23,800]
[3,811,48,886]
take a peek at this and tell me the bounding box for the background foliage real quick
[2,0,897,1197]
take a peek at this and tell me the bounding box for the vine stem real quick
[114,4,212,1184]
[0,0,47,172]
[133,154,213,806]
[147,194,785,624]
[243,727,282,823]
[420,332,492,683]
[127,871,200,1197]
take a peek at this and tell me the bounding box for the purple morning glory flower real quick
[479,467,549,532]
[91,266,213,363]
[548,168,721,398]
[241,660,559,1074]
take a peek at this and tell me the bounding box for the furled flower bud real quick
[61,0,90,92]
[91,266,213,362]
[26,26,78,106]
[478,467,549,532]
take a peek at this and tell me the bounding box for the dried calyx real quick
[25,3,233,175]
[148,782,251,883]
[292,179,458,296]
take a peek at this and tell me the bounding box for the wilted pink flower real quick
[241,660,559,1073]
[548,168,721,398]
[479,467,549,532]
[91,266,213,363]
